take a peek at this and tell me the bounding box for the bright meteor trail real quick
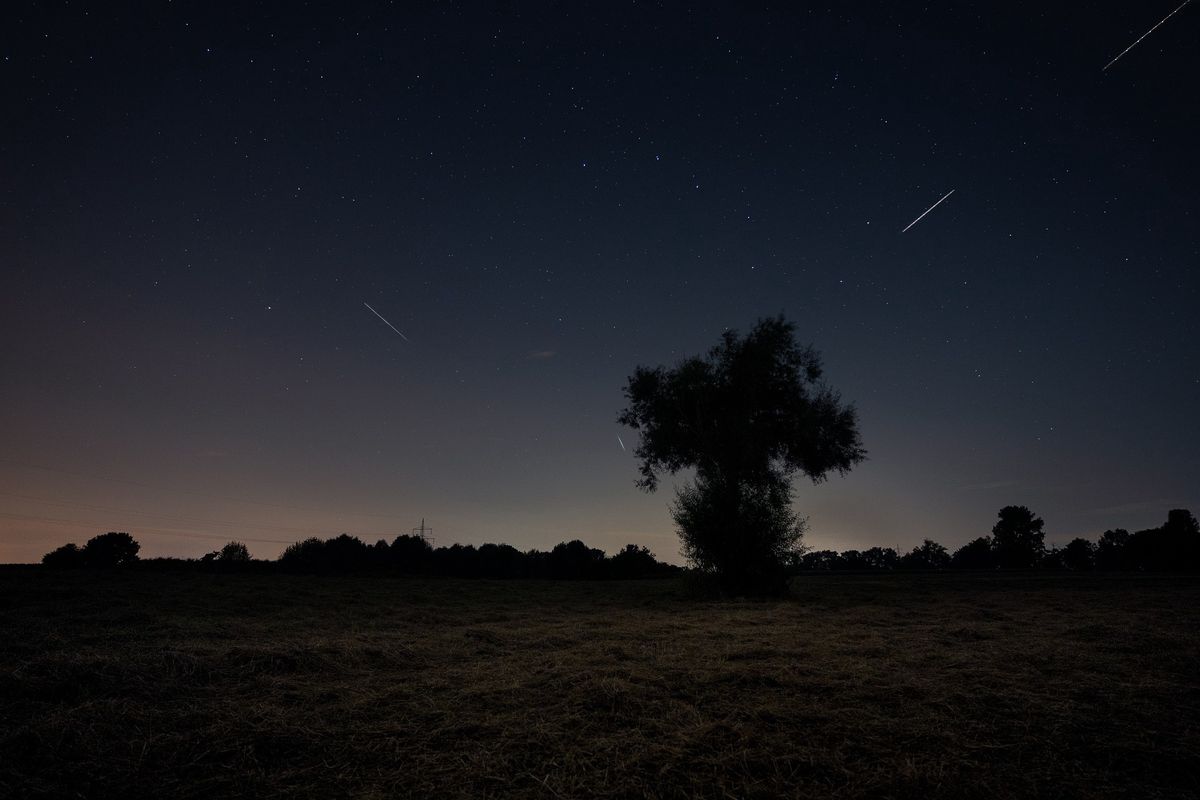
[901,189,955,233]
[363,302,409,341]
[1103,0,1193,72]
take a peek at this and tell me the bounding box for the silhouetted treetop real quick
[992,506,1046,569]
[951,537,995,569]
[42,542,83,568]
[617,315,865,493]
[82,532,140,568]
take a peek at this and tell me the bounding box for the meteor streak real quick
[617,435,626,451]
[901,189,955,233]
[1103,0,1193,71]
[363,302,410,341]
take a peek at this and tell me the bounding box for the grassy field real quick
[1,569,1198,799]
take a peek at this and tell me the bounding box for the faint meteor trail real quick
[363,302,409,341]
[617,434,626,451]
[901,189,955,233]
[1103,0,1193,71]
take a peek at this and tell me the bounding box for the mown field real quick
[1,568,1198,799]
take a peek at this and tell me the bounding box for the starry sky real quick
[2,2,1198,563]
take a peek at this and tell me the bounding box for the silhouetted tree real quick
[42,542,84,568]
[609,544,662,579]
[899,539,950,570]
[476,542,526,578]
[81,532,140,568]
[390,534,433,573]
[838,549,869,570]
[951,537,995,569]
[1040,544,1066,570]
[1062,538,1096,571]
[324,534,371,570]
[862,546,899,571]
[991,506,1045,568]
[1165,508,1200,537]
[618,316,865,595]
[798,549,841,571]
[1162,509,1200,570]
[373,539,390,562]
[547,540,607,579]
[1120,509,1200,571]
[218,541,251,562]
[434,543,481,577]
[1095,528,1131,570]
[280,537,327,570]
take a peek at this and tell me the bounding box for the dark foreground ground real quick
[1,569,1198,799]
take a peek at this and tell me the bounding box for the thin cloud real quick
[959,480,1021,491]
[1083,499,1182,516]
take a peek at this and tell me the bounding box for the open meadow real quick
[2,569,1198,799]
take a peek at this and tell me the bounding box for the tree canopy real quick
[618,316,865,594]
[991,506,1046,569]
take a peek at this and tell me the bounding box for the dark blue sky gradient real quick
[2,2,1197,561]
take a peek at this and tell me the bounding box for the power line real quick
[0,511,298,546]
[0,457,411,520]
[0,491,373,537]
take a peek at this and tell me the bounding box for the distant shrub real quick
[279,534,376,573]
[837,550,868,570]
[1040,545,1066,570]
[898,539,950,570]
[992,506,1046,569]
[82,532,140,568]
[951,537,995,569]
[279,537,327,571]
[798,550,842,571]
[202,541,252,564]
[390,534,433,573]
[1095,528,1131,569]
[548,540,607,580]
[862,546,899,570]
[608,544,661,579]
[42,542,84,568]
[1062,538,1096,571]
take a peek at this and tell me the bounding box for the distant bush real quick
[42,542,84,568]
[899,539,950,570]
[42,507,1196,580]
[1087,511,1199,572]
[43,532,140,569]
[83,532,140,568]
[951,537,995,569]
[608,544,665,579]
[1062,538,1096,571]
[1096,528,1131,570]
[798,550,842,571]
[202,541,252,563]
[279,534,376,573]
[272,533,679,579]
[992,506,1046,569]
[789,508,1199,575]
[1039,545,1066,570]
[862,546,899,570]
[390,534,433,573]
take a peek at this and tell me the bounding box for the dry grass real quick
[1,568,1198,798]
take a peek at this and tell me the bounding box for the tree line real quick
[39,505,1199,578]
[34,317,1200,591]
[795,506,1200,573]
[616,316,1200,593]
[40,531,681,580]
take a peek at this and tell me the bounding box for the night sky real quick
[3,2,1198,563]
